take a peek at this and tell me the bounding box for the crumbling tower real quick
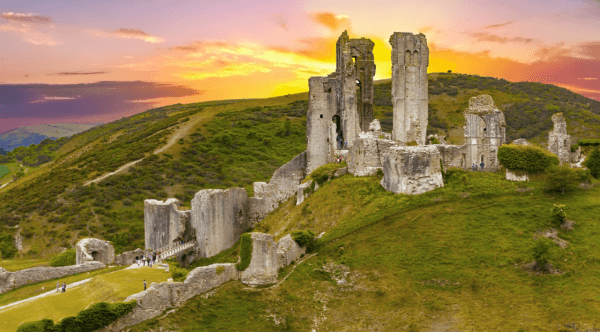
[390,32,429,144]
[548,113,572,165]
[463,95,506,171]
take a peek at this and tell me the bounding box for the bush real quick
[0,234,17,259]
[171,267,188,282]
[585,149,600,178]
[531,238,555,271]
[578,139,600,146]
[16,301,137,332]
[236,233,253,271]
[291,230,316,253]
[49,249,76,267]
[498,144,559,173]
[551,204,566,226]
[545,165,580,194]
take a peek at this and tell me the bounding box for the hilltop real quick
[0,73,599,257]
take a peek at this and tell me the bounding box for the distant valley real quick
[0,123,102,151]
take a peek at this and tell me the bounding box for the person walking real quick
[143,279,147,291]
[480,161,485,172]
[143,256,146,266]
[344,140,348,149]
[56,281,60,293]
[62,282,66,293]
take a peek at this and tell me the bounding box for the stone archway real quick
[91,251,99,261]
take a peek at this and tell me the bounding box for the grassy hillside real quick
[1,73,600,258]
[130,169,600,331]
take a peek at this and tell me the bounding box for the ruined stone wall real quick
[249,151,307,222]
[390,32,429,145]
[347,133,399,176]
[144,198,191,251]
[191,188,250,258]
[336,32,359,147]
[435,144,468,169]
[463,95,506,171]
[307,76,340,174]
[76,238,115,265]
[115,248,153,265]
[0,262,105,294]
[548,113,572,165]
[276,234,306,268]
[240,233,279,286]
[380,146,444,195]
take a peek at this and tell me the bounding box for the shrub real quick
[585,149,600,178]
[545,165,580,194]
[498,144,559,173]
[16,301,137,332]
[171,267,188,282]
[551,204,566,226]
[49,249,76,267]
[531,238,555,271]
[236,233,253,271]
[216,265,225,275]
[291,230,316,253]
[578,139,600,146]
[0,234,17,259]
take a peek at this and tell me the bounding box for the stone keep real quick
[76,238,115,265]
[548,112,571,165]
[144,198,191,251]
[191,188,250,258]
[390,32,429,145]
[463,95,506,171]
[307,76,340,174]
[240,233,279,286]
[380,145,444,195]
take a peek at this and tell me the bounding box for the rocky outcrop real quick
[380,145,444,195]
[506,169,529,182]
[14,227,22,251]
[114,248,153,265]
[347,134,399,176]
[296,180,313,206]
[191,188,250,258]
[249,151,307,222]
[240,233,278,286]
[548,113,572,165]
[144,198,192,251]
[99,263,239,332]
[276,235,306,268]
[0,262,105,294]
[76,238,115,265]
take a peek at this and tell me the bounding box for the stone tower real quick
[389,32,429,145]
[463,95,506,171]
[548,112,571,165]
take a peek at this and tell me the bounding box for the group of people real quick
[472,162,485,172]
[136,253,158,267]
[336,135,348,150]
[56,281,66,293]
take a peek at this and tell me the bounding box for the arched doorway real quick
[91,251,99,261]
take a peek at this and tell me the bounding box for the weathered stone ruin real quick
[0,262,105,295]
[380,145,444,195]
[506,170,529,182]
[276,234,306,268]
[240,233,279,286]
[144,198,192,252]
[390,32,429,145]
[114,248,153,265]
[435,94,506,172]
[548,113,573,165]
[512,138,531,146]
[75,238,115,265]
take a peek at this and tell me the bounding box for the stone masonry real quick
[276,234,306,268]
[380,145,444,195]
[76,238,115,265]
[390,32,429,145]
[548,112,572,165]
[463,94,506,171]
[114,248,153,265]
[144,198,192,251]
[240,233,279,286]
[0,262,105,294]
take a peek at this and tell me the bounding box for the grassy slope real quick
[0,266,169,332]
[132,171,600,331]
[1,73,600,258]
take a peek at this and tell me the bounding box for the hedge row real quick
[497,144,559,173]
[49,249,76,267]
[236,233,253,271]
[17,301,137,332]
[578,139,600,146]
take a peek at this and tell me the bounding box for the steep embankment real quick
[1,73,600,258]
[130,169,600,331]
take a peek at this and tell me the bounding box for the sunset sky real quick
[1,0,599,134]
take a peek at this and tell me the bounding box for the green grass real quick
[130,170,600,331]
[0,166,8,181]
[1,266,169,332]
[0,258,50,272]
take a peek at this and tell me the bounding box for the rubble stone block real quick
[240,233,279,286]
[381,146,444,195]
[506,169,529,182]
[276,234,306,268]
[76,238,115,265]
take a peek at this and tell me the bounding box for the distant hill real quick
[0,123,102,151]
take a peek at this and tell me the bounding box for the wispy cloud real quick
[469,32,537,44]
[51,71,107,76]
[93,28,164,43]
[578,77,598,80]
[484,21,516,29]
[310,12,351,31]
[269,14,288,31]
[0,22,59,45]
[1,12,52,24]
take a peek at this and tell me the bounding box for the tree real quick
[531,237,555,272]
[545,165,579,194]
[585,148,600,178]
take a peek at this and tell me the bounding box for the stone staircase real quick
[157,240,197,261]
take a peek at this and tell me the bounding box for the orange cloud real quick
[1,12,51,24]
[310,12,351,31]
[92,28,164,43]
[484,21,516,29]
